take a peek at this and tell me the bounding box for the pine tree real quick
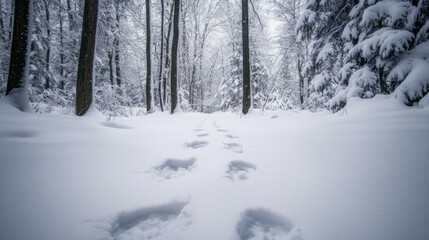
[296,0,354,111]
[330,0,429,111]
[217,50,243,111]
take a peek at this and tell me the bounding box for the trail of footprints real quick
[109,203,301,240]
[108,121,300,240]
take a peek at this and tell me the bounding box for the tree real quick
[146,0,154,113]
[330,0,429,111]
[158,0,165,112]
[241,0,251,114]
[170,0,180,113]
[6,0,33,111]
[271,0,305,108]
[75,0,99,116]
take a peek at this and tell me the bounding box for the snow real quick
[388,41,429,105]
[1,97,429,240]
[316,43,334,64]
[360,0,415,29]
[347,27,414,61]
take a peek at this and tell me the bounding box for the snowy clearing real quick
[1,96,429,240]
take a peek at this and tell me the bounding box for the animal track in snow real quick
[194,128,204,132]
[184,140,209,149]
[110,201,188,240]
[197,133,209,137]
[154,158,196,179]
[226,160,256,181]
[236,208,300,240]
[224,142,243,153]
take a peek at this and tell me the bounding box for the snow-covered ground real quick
[1,96,429,240]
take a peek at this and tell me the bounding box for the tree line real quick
[1,0,428,116]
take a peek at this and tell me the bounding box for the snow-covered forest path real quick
[1,97,429,240]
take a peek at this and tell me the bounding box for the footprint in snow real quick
[225,134,239,139]
[154,158,196,179]
[197,133,209,137]
[224,142,243,153]
[194,128,204,132]
[217,129,228,132]
[236,208,302,240]
[110,201,189,240]
[226,160,256,181]
[184,141,209,149]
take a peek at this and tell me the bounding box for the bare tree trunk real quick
[189,16,199,110]
[298,52,304,108]
[6,0,33,111]
[158,0,165,111]
[58,5,65,89]
[0,0,5,41]
[8,0,13,41]
[241,0,251,114]
[108,50,114,85]
[114,1,121,86]
[75,0,99,116]
[146,0,153,112]
[198,22,208,112]
[163,2,174,105]
[170,0,180,113]
[43,0,51,89]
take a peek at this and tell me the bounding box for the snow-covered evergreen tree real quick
[296,0,353,111]
[330,0,429,111]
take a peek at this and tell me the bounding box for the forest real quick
[0,1,429,240]
[1,0,427,115]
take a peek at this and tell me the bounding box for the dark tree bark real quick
[0,0,5,41]
[6,0,33,111]
[58,6,65,89]
[75,0,99,116]
[241,0,251,114]
[163,2,174,105]
[170,0,180,113]
[146,0,153,112]
[43,0,51,90]
[108,50,114,85]
[114,1,121,86]
[298,52,304,108]
[158,0,165,112]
